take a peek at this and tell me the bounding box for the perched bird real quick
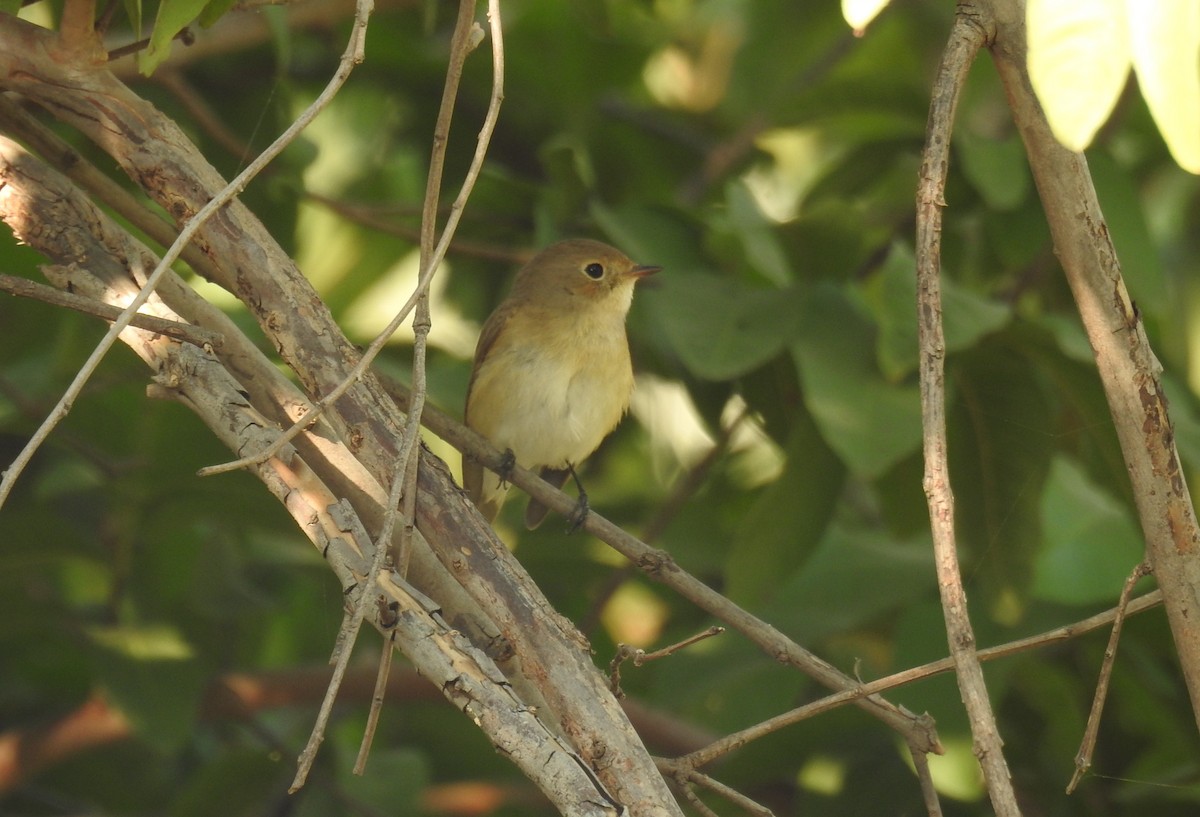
[463,238,661,529]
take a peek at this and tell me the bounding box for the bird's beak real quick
[627,264,662,279]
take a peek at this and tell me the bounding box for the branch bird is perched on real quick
[463,238,661,529]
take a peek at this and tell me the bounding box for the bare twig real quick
[672,588,1164,773]
[609,626,724,697]
[1067,561,1152,793]
[681,769,774,817]
[909,739,944,817]
[915,8,1020,816]
[0,272,223,347]
[352,629,395,775]
[351,0,473,765]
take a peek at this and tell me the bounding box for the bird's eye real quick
[583,262,605,280]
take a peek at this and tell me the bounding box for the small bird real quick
[463,238,661,529]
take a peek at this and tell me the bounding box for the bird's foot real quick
[498,448,516,487]
[566,489,590,534]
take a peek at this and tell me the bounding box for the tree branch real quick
[984,0,1200,733]
[0,14,682,813]
[916,7,1022,815]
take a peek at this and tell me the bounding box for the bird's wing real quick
[464,301,513,420]
[463,302,515,519]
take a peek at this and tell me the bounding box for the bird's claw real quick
[566,490,590,534]
[498,448,516,487]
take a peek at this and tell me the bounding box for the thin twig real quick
[679,767,774,817]
[198,0,504,481]
[1067,561,1152,794]
[915,9,1021,816]
[609,627,724,697]
[352,624,396,775]
[349,0,503,776]
[909,739,944,817]
[676,783,721,817]
[669,587,1162,771]
[0,272,223,348]
[0,0,373,511]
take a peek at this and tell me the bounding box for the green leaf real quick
[764,524,935,643]
[647,273,805,381]
[791,284,922,476]
[956,130,1031,211]
[197,0,237,27]
[864,243,1010,381]
[1033,456,1144,605]
[139,0,212,75]
[724,180,793,285]
[726,411,845,604]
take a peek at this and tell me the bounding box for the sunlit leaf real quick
[1127,0,1200,173]
[725,180,793,285]
[841,0,891,34]
[1026,0,1131,152]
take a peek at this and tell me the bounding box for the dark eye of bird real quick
[584,262,605,280]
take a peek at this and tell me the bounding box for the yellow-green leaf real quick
[1027,0,1130,152]
[138,0,211,75]
[1128,0,1200,173]
[841,0,890,33]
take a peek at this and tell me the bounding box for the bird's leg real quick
[565,463,589,533]
[497,448,517,488]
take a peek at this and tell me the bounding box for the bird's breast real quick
[469,311,633,468]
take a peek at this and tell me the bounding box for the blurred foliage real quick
[3,0,1200,815]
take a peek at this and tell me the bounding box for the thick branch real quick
[0,141,624,816]
[0,17,680,813]
[984,0,1200,731]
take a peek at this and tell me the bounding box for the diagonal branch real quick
[0,14,683,813]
